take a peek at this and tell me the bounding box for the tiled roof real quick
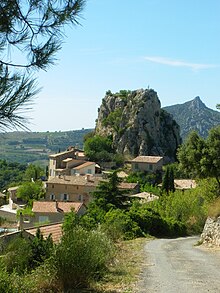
[131,156,163,163]
[58,202,83,213]
[130,191,159,202]
[174,179,197,189]
[49,149,75,158]
[47,175,102,187]
[119,182,138,190]
[72,161,95,170]
[25,223,62,243]
[32,201,84,213]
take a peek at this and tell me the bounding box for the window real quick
[78,194,83,201]
[134,163,138,170]
[87,169,92,174]
[50,194,55,200]
[52,184,54,188]
[39,216,49,223]
[61,193,69,201]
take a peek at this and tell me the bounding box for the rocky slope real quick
[164,97,220,140]
[95,89,181,162]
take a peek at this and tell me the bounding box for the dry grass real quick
[93,237,150,293]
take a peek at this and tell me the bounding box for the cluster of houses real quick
[0,147,196,242]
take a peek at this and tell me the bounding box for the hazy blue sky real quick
[30,0,220,132]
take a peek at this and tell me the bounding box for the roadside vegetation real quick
[0,126,219,291]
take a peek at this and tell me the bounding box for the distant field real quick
[0,129,93,167]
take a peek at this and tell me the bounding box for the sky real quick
[29,0,220,132]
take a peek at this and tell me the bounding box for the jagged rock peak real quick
[191,96,206,109]
[164,96,220,139]
[95,88,181,162]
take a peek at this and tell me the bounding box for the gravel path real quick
[136,236,220,293]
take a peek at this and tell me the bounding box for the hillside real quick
[163,97,220,140]
[95,89,181,162]
[0,129,92,166]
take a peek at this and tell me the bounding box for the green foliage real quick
[149,178,220,235]
[102,209,143,240]
[0,159,26,189]
[16,181,44,204]
[162,165,175,194]
[2,237,32,274]
[1,230,53,274]
[84,135,115,162]
[29,228,53,269]
[23,164,44,181]
[17,207,34,217]
[53,226,114,290]
[102,108,123,132]
[92,171,129,211]
[126,171,161,193]
[0,0,85,130]
[178,126,220,190]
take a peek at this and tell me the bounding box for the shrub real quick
[102,209,143,241]
[53,227,114,290]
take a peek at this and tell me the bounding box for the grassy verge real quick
[93,237,151,293]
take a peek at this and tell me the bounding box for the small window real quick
[87,169,92,174]
[63,194,69,201]
[134,163,138,170]
[50,194,55,200]
[78,194,83,201]
[39,216,49,223]
[52,184,54,188]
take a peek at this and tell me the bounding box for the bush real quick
[53,227,115,290]
[102,209,143,241]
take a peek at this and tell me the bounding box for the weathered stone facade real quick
[200,217,220,247]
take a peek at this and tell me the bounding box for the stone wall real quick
[200,217,220,247]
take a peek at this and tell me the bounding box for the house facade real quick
[45,175,103,205]
[131,156,163,173]
[45,175,139,205]
[21,201,86,229]
[48,147,88,178]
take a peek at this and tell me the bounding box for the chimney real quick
[55,200,58,211]
[18,212,23,231]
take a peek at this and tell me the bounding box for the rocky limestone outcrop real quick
[95,89,181,161]
[200,217,220,247]
[164,96,220,140]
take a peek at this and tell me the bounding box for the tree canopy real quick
[178,126,220,190]
[0,0,85,130]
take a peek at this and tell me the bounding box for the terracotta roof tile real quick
[32,201,84,213]
[131,156,163,163]
[47,175,102,186]
[26,223,62,243]
[72,161,95,170]
[32,201,57,213]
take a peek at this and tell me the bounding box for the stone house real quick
[130,156,163,173]
[45,175,139,205]
[48,147,90,178]
[21,201,86,229]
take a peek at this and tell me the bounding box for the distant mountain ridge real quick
[163,97,220,140]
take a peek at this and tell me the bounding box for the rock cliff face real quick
[200,217,220,247]
[95,89,181,161]
[164,97,220,140]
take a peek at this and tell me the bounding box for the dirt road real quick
[136,236,220,293]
